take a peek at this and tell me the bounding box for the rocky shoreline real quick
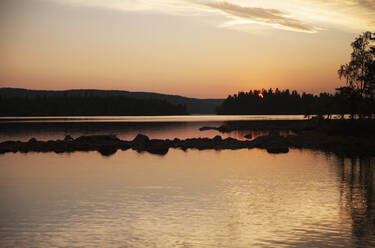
[0,129,374,157]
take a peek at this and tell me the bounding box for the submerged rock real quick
[98,145,118,156]
[132,134,150,148]
[147,139,170,155]
[75,135,120,144]
[244,133,252,139]
[266,146,289,154]
[0,130,373,157]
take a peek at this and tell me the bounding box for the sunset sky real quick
[0,0,374,98]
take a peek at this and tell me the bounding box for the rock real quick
[169,138,181,148]
[266,146,289,154]
[132,134,150,146]
[0,141,19,154]
[98,145,118,156]
[119,141,131,151]
[75,135,120,144]
[0,130,374,157]
[178,138,209,150]
[147,139,170,155]
[222,137,246,149]
[52,143,67,154]
[244,133,252,139]
[251,135,274,147]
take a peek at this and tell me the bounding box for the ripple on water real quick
[0,149,374,247]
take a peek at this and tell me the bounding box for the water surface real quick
[0,115,301,141]
[1,115,374,247]
[0,115,307,123]
[0,149,374,247]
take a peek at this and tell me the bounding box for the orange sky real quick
[0,0,374,98]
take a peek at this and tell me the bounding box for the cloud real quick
[52,0,317,33]
[197,1,317,33]
[311,0,375,17]
[47,0,203,14]
[45,0,373,33]
[355,0,375,11]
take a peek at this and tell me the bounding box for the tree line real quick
[215,88,360,117]
[0,94,188,116]
[217,31,375,118]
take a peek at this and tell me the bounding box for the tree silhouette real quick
[366,44,375,98]
[337,31,375,118]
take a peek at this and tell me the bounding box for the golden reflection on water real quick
[0,149,374,247]
[0,119,293,142]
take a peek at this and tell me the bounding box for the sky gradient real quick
[0,0,374,98]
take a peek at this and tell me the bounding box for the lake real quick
[0,115,303,142]
[0,115,374,248]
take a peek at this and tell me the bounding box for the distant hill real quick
[0,88,224,114]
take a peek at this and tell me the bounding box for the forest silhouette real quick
[216,89,354,116]
[0,94,188,116]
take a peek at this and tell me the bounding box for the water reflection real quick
[0,121,231,142]
[0,115,306,123]
[0,149,374,247]
[335,156,375,247]
[0,120,294,143]
[0,115,303,142]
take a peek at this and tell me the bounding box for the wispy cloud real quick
[197,1,317,33]
[352,0,375,11]
[47,0,202,14]
[46,0,374,33]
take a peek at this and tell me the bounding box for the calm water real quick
[0,116,374,248]
[0,115,301,142]
[0,115,307,123]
